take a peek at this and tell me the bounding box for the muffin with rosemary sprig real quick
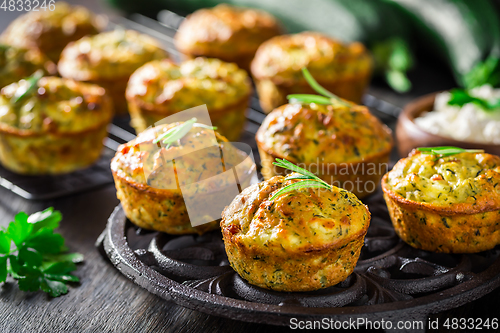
[126,58,252,140]
[0,1,104,62]
[256,68,393,199]
[58,29,168,115]
[174,4,283,72]
[0,44,57,89]
[111,118,255,235]
[221,159,370,292]
[0,72,113,174]
[382,147,500,253]
[251,32,372,113]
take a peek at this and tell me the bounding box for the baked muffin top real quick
[221,173,370,254]
[0,76,112,134]
[383,150,500,208]
[111,122,252,191]
[58,30,168,80]
[0,1,102,62]
[175,4,282,57]
[256,102,393,164]
[126,58,251,112]
[0,45,56,89]
[251,32,372,84]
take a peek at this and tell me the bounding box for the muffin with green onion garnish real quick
[111,118,255,235]
[251,32,372,113]
[256,68,393,199]
[0,44,56,89]
[382,147,500,253]
[0,73,113,174]
[0,1,104,62]
[221,159,370,292]
[58,30,168,115]
[126,57,252,140]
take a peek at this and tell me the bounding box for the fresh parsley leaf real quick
[0,231,10,254]
[40,279,68,298]
[0,208,83,298]
[27,228,64,254]
[0,256,7,283]
[18,247,43,267]
[7,212,33,247]
[28,207,62,233]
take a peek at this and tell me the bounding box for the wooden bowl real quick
[397,93,500,157]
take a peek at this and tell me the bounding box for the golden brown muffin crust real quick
[58,30,168,81]
[126,58,251,114]
[175,4,282,59]
[0,1,103,62]
[256,102,393,164]
[383,150,500,214]
[0,76,113,135]
[251,32,372,85]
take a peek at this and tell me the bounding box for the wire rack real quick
[0,11,402,200]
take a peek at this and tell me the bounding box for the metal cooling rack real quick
[0,11,401,200]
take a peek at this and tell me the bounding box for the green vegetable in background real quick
[384,0,500,89]
[0,208,84,297]
[107,0,415,92]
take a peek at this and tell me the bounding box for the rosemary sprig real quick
[269,158,331,201]
[417,146,484,157]
[286,68,351,107]
[152,117,217,148]
[11,70,44,104]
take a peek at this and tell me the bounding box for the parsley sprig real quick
[417,146,484,157]
[0,208,83,297]
[287,68,352,107]
[152,117,217,148]
[447,88,500,113]
[269,159,331,201]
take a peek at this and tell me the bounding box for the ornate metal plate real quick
[98,190,500,329]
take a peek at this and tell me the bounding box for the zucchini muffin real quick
[251,32,372,112]
[0,1,103,62]
[126,58,252,141]
[111,122,254,235]
[0,76,113,174]
[0,45,56,89]
[58,30,168,114]
[256,102,393,198]
[382,150,500,253]
[174,4,283,72]
[221,173,370,292]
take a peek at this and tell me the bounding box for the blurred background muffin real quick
[0,1,104,62]
[382,149,500,253]
[0,45,57,89]
[251,32,372,112]
[256,100,393,198]
[111,121,254,235]
[174,4,283,72]
[221,173,370,292]
[58,29,168,115]
[126,57,251,140]
[0,75,113,174]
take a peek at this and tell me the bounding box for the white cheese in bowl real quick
[414,85,500,144]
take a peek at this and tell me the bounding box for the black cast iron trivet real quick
[97,190,500,332]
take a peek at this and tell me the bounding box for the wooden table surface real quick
[1,1,500,332]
